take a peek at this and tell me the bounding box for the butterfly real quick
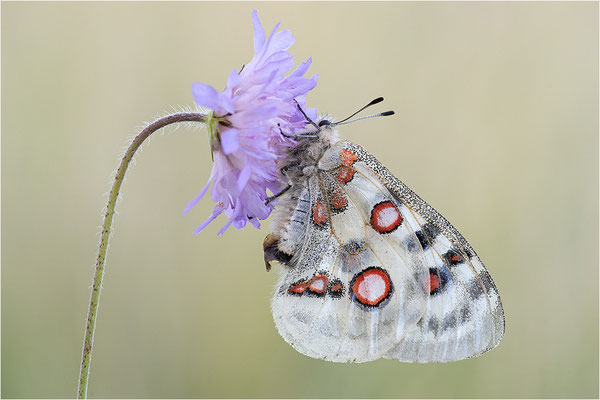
[263,98,505,363]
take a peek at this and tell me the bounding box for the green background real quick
[2,2,598,398]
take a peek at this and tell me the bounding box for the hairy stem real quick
[77,112,206,399]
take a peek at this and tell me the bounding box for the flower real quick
[184,10,318,235]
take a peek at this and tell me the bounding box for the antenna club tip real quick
[370,97,384,105]
[382,111,395,117]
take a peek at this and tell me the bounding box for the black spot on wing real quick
[423,223,439,239]
[442,248,464,267]
[442,313,457,331]
[415,230,429,251]
[460,306,472,322]
[344,239,365,255]
[428,317,440,335]
[441,306,473,332]
[415,223,438,251]
[405,236,419,253]
[463,247,475,258]
[467,278,485,300]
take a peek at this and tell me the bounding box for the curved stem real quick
[77,112,206,399]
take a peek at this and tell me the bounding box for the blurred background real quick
[2,2,598,398]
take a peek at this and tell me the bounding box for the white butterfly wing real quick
[347,156,503,362]
[271,140,504,363]
[272,175,426,362]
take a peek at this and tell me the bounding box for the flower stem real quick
[77,112,206,399]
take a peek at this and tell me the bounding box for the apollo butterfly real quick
[263,100,505,363]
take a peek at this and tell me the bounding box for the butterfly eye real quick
[318,119,331,127]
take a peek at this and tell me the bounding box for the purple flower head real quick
[184,10,318,235]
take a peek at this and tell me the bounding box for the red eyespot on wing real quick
[308,274,328,294]
[312,200,328,226]
[350,267,393,307]
[328,279,344,298]
[289,280,308,295]
[370,201,403,233]
[329,189,348,211]
[335,166,355,184]
[340,149,358,166]
[429,273,440,294]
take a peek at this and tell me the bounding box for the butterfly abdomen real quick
[265,185,312,270]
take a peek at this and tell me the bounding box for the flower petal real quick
[264,28,294,55]
[191,83,220,110]
[183,177,213,216]
[289,57,312,78]
[220,129,239,154]
[217,206,241,235]
[237,163,252,191]
[226,68,241,88]
[228,103,279,127]
[279,75,319,98]
[193,203,224,234]
[252,10,266,54]
[249,217,261,229]
[187,11,318,235]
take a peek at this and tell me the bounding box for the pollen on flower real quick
[183,10,318,235]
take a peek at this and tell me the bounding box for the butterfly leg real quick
[293,100,320,131]
[277,123,318,139]
[265,185,292,205]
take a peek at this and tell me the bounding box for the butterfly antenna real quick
[334,110,395,126]
[334,97,385,124]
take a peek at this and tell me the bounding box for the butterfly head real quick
[317,117,334,128]
[277,99,394,184]
[284,113,340,146]
[314,114,340,142]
